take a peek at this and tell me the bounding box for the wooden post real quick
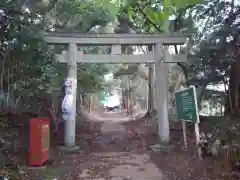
[7,68,10,108]
[182,121,187,148]
[192,86,202,159]
[195,122,202,159]
[89,94,92,114]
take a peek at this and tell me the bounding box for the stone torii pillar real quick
[154,44,169,142]
[64,43,78,148]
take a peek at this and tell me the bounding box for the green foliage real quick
[4,0,234,115]
[180,0,239,86]
[119,0,239,92]
[0,0,118,112]
[52,0,114,32]
[78,63,114,94]
[114,65,138,78]
[120,0,203,32]
[0,0,60,101]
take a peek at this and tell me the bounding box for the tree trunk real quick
[57,85,65,117]
[174,72,206,108]
[127,78,132,115]
[76,91,83,114]
[196,85,207,109]
[126,92,129,114]
[88,94,92,113]
[225,60,240,116]
[122,89,128,111]
[121,89,125,109]
[146,64,155,116]
[129,90,133,115]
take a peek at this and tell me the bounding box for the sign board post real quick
[175,86,202,159]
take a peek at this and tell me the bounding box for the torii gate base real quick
[43,32,187,150]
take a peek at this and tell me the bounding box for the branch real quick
[136,2,189,80]
[139,46,147,54]
[135,2,163,32]
[46,0,58,13]
[175,6,214,83]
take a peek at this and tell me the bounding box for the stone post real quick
[154,43,170,143]
[64,43,78,148]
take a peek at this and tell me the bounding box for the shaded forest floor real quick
[0,111,240,179]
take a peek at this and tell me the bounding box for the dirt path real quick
[80,112,166,180]
[79,152,166,180]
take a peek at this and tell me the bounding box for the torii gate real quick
[43,32,187,150]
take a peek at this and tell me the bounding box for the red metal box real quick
[29,117,50,166]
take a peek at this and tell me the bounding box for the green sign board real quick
[175,86,199,123]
